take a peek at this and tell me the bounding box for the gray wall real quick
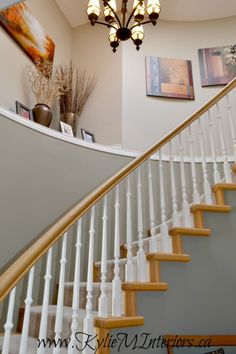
[0,113,133,272]
[112,190,236,354]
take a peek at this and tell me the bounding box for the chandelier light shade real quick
[86,0,161,52]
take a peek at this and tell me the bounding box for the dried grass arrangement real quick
[27,60,66,108]
[57,62,97,134]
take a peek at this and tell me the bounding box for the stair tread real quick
[191,204,232,212]
[122,282,168,291]
[94,316,144,329]
[146,253,191,262]
[169,227,211,236]
[213,183,236,191]
[0,334,68,353]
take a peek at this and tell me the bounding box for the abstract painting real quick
[145,56,194,100]
[198,45,236,86]
[0,3,55,65]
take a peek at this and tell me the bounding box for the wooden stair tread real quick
[191,204,232,213]
[232,164,236,173]
[213,183,236,192]
[169,227,211,237]
[94,316,144,329]
[122,282,168,291]
[146,253,190,262]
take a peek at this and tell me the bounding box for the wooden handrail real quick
[0,77,236,303]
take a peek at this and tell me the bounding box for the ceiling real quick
[55,0,236,28]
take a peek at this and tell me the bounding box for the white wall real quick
[0,0,72,115]
[72,23,123,145]
[122,16,236,151]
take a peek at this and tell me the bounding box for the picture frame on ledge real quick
[15,101,34,121]
[81,128,95,143]
[60,122,74,137]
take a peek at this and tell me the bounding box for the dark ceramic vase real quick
[32,103,52,127]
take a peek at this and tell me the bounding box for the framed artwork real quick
[81,129,95,143]
[0,3,55,65]
[15,101,33,121]
[145,56,194,100]
[198,45,236,86]
[60,122,74,137]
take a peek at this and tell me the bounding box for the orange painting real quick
[0,3,55,65]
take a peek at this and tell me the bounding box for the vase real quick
[61,112,79,136]
[32,104,52,127]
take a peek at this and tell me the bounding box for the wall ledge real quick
[0,106,233,164]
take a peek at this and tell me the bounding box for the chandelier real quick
[224,45,236,66]
[87,0,161,52]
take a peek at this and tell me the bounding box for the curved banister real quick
[0,76,236,303]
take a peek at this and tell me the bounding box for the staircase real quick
[0,77,236,354]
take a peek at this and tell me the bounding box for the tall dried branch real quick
[57,62,97,117]
[26,60,67,108]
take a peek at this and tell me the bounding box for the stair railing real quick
[0,77,235,353]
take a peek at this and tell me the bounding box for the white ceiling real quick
[55,0,236,28]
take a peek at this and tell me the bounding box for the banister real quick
[0,76,236,303]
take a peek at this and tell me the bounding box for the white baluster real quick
[53,233,68,354]
[125,176,135,282]
[216,102,232,183]
[226,94,236,164]
[198,120,213,204]
[2,288,16,354]
[37,248,53,354]
[148,159,158,252]
[83,207,96,353]
[136,167,147,281]
[159,150,171,252]
[112,185,122,316]
[98,196,109,317]
[68,219,82,354]
[207,110,221,184]
[169,141,180,227]
[179,134,192,227]
[188,126,200,204]
[19,267,35,354]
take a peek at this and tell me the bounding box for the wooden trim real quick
[232,164,236,174]
[124,291,137,316]
[169,227,211,237]
[94,316,144,329]
[147,254,190,282]
[191,204,232,228]
[95,328,110,354]
[149,260,161,283]
[169,228,211,253]
[120,244,128,259]
[93,263,100,282]
[1,79,236,303]
[213,183,236,205]
[147,253,191,262]
[122,282,168,291]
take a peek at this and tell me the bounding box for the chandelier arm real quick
[93,20,118,30]
[103,0,122,28]
[126,0,143,28]
[130,19,156,30]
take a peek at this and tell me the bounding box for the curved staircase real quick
[0,78,236,354]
